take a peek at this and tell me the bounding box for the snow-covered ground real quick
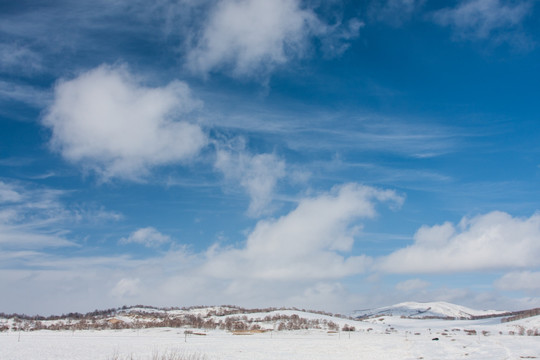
[2,303,539,359]
[2,315,540,360]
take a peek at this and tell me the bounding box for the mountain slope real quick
[352,301,507,319]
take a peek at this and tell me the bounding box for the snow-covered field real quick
[2,317,540,360]
[2,302,540,360]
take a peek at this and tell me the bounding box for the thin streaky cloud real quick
[207,108,462,158]
[0,80,51,108]
[0,180,120,250]
[432,0,533,45]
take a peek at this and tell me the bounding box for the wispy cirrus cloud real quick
[42,64,208,181]
[205,104,461,159]
[369,0,425,26]
[366,0,534,48]
[432,0,533,45]
[300,120,458,158]
[0,80,50,108]
[0,43,43,74]
[0,180,119,251]
[0,182,23,203]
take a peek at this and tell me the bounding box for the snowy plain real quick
[2,303,540,360]
[2,325,540,360]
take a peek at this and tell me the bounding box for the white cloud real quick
[120,227,171,247]
[286,282,355,311]
[0,181,23,203]
[0,227,74,249]
[0,183,403,314]
[202,183,403,280]
[379,211,540,273]
[186,0,319,77]
[495,271,540,291]
[72,206,123,223]
[111,278,141,298]
[9,203,540,315]
[43,64,207,181]
[432,0,532,41]
[395,278,430,292]
[370,0,425,26]
[185,0,360,78]
[215,146,286,216]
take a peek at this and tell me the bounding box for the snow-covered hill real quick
[0,305,362,333]
[352,301,507,319]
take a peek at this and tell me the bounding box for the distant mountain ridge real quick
[352,301,508,320]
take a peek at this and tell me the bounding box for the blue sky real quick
[1,0,540,315]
